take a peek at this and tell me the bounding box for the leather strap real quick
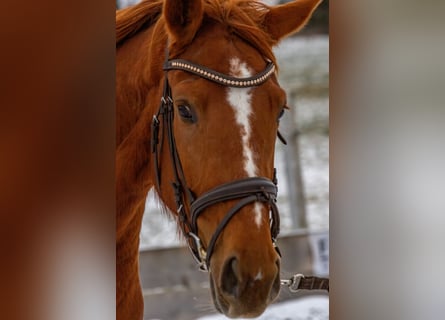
[187,177,280,268]
[190,177,277,230]
[164,59,275,88]
[282,274,329,293]
[299,276,329,291]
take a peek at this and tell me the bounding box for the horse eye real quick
[177,104,195,122]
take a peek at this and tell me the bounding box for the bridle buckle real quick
[188,232,208,272]
[161,96,173,105]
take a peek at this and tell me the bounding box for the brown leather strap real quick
[204,195,259,268]
[188,177,280,269]
[190,177,278,230]
[164,59,275,88]
[283,274,329,292]
[298,276,329,292]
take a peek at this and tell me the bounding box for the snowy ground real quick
[197,296,329,320]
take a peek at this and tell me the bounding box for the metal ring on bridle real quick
[281,273,305,292]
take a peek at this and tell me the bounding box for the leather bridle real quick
[151,54,281,272]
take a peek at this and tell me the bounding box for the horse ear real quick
[264,0,322,43]
[163,0,203,48]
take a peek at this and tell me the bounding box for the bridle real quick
[150,49,329,293]
[151,53,281,272]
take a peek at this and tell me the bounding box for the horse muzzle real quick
[210,251,281,318]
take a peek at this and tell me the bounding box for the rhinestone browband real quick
[163,59,275,88]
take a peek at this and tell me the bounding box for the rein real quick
[151,52,328,293]
[281,274,329,293]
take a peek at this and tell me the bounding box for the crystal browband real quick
[163,59,275,88]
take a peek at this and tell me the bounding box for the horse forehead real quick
[229,57,253,77]
[184,27,266,72]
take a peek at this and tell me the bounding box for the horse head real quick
[152,0,321,317]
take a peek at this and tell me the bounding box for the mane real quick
[116,0,163,46]
[202,0,276,66]
[116,0,277,65]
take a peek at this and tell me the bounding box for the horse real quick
[116,0,321,318]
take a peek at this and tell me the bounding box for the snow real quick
[196,296,329,320]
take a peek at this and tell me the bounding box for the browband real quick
[164,59,275,88]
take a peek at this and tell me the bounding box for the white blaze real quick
[227,57,263,227]
[254,269,263,281]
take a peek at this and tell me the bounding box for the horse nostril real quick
[221,257,240,297]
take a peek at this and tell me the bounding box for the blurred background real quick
[3,1,444,319]
[116,0,329,319]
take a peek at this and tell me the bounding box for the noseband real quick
[151,55,280,271]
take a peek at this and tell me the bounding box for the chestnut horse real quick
[116,0,321,318]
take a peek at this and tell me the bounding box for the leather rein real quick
[150,54,329,292]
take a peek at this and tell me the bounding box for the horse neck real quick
[116,21,167,320]
[116,23,168,236]
[116,21,166,145]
